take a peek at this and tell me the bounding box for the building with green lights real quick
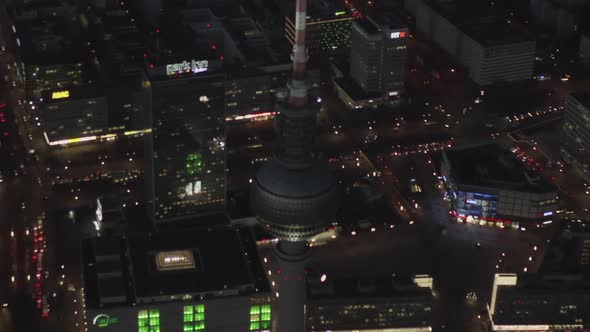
[145,73,227,224]
[283,0,354,61]
[82,227,273,332]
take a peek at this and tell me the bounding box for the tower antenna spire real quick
[288,0,309,108]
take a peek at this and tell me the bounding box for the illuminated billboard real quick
[166,60,208,76]
[51,90,70,100]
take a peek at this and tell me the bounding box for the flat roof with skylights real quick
[82,224,270,308]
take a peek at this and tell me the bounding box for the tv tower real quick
[251,0,340,331]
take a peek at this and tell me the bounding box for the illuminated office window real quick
[183,304,205,332]
[250,304,271,331]
[138,309,160,332]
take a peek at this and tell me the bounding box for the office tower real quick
[350,16,408,96]
[441,143,558,228]
[251,0,340,331]
[283,0,354,60]
[145,74,226,224]
[410,0,536,85]
[561,93,590,182]
[82,227,273,332]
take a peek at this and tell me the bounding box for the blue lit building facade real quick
[441,143,558,228]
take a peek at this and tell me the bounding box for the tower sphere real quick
[252,157,340,242]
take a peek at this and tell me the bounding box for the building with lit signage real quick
[334,16,408,109]
[441,143,558,228]
[306,275,434,332]
[581,31,590,64]
[561,93,590,182]
[408,0,536,86]
[489,273,590,332]
[145,74,226,224]
[82,226,273,332]
[40,86,109,146]
[283,0,355,61]
[13,16,88,100]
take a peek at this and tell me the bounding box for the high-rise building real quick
[82,227,273,332]
[561,93,590,182]
[283,0,354,61]
[350,16,408,95]
[409,0,536,85]
[306,276,434,332]
[145,74,227,224]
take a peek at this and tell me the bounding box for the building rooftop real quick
[444,142,557,193]
[307,276,433,300]
[422,0,534,46]
[14,17,85,65]
[354,17,382,35]
[493,274,590,326]
[82,223,270,309]
[283,0,351,20]
[569,92,590,109]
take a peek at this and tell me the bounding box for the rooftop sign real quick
[166,60,208,76]
[390,31,407,39]
[51,90,70,100]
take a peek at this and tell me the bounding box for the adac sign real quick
[93,314,120,328]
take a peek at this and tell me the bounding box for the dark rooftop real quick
[354,17,382,35]
[444,142,557,193]
[494,275,590,326]
[307,276,432,300]
[82,223,270,309]
[422,0,534,46]
[335,77,384,101]
[569,92,590,109]
[15,17,85,65]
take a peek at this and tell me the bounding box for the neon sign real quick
[166,60,208,76]
[92,314,120,327]
[51,90,70,100]
[390,31,407,39]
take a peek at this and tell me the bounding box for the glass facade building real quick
[146,74,226,223]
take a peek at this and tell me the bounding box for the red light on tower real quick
[211,44,217,50]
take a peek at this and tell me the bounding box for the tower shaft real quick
[276,241,309,332]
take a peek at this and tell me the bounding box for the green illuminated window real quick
[183,304,206,331]
[186,153,204,175]
[250,304,271,331]
[138,309,160,332]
